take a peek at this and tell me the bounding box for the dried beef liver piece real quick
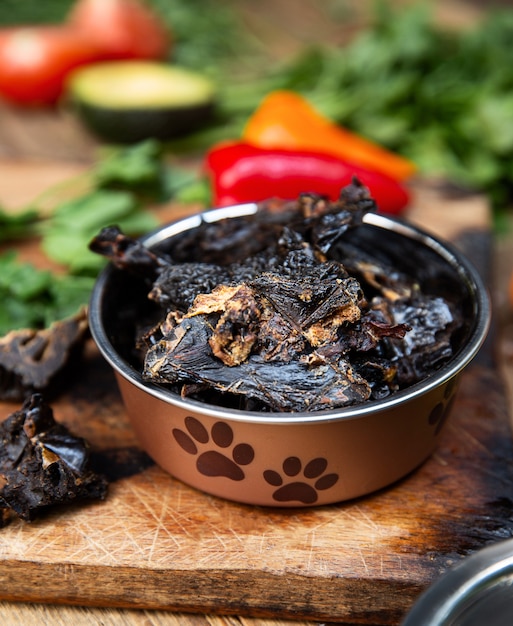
[89,224,169,282]
[188,284,262,366]
[248,243,365,354]
[300,179,377,255]
[144,317,370,412]
[330,239,417,301]
[350,355,400,401]
[169,208,297,265]
[321,309,409,359]
[310,309,409,402]
[0,310,89,402]
[143,315,212,384]
[252,264,362,340]
[241,354,371,412]
[228,248,282,284]
[256,309,305,363]
[149,262,231,313]
[375,295,459,385]
[227,227,312,285]
[0,393,108,525]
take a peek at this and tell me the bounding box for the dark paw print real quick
[263,456,339,504]
[428,378,458,435]
[173,417,254,481]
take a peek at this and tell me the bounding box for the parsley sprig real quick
[0,140,205,333]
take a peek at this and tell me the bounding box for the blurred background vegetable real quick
[214,3,513,216]
[67,61,217,143]
[3,0,513,218]
[68,0,171,61]
[242,90,416,181]
[0,0,173,106]
[205,141,410,214]
[0,26,104,105]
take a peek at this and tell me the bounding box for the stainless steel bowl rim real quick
[401,538,513,625]
[89,204,491,426]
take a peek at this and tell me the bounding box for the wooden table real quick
[1,2,513,625]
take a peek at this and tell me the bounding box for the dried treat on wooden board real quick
[0,309,89,402]
[0,393,108,525]
[90,178,464,412]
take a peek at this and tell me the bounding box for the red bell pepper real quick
[205,141,410,215]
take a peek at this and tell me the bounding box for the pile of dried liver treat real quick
[0,310,89,402]
[0,393,107,525]
[90,178,463,413]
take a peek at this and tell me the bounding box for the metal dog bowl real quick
[89,204,490,506]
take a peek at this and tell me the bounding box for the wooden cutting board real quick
[0,167,512,626]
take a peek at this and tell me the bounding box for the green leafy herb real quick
[0,251,94,334]
[93,139,167,198]
[91,138,212,206]
[172,176,212,205]
[0,207,39,242]
[0,139,193,335]
[0,0,72,25]
[39,189,158,274]
[148,0,251,73]
[0,141,170,336]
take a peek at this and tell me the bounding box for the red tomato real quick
[0,26,103,106]
[68,0,171,61]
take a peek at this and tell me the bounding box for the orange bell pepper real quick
[243,90,417,182]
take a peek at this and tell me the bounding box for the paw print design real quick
[428,378,458,435]
[263,456,339,504]
[173,416,254,481]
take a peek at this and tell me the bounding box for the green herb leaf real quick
[39,189,158,273]
[93,140,166,196]
[0,252,93,334]
[0,207,39,242]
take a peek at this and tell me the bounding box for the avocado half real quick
[67,62,217,144]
